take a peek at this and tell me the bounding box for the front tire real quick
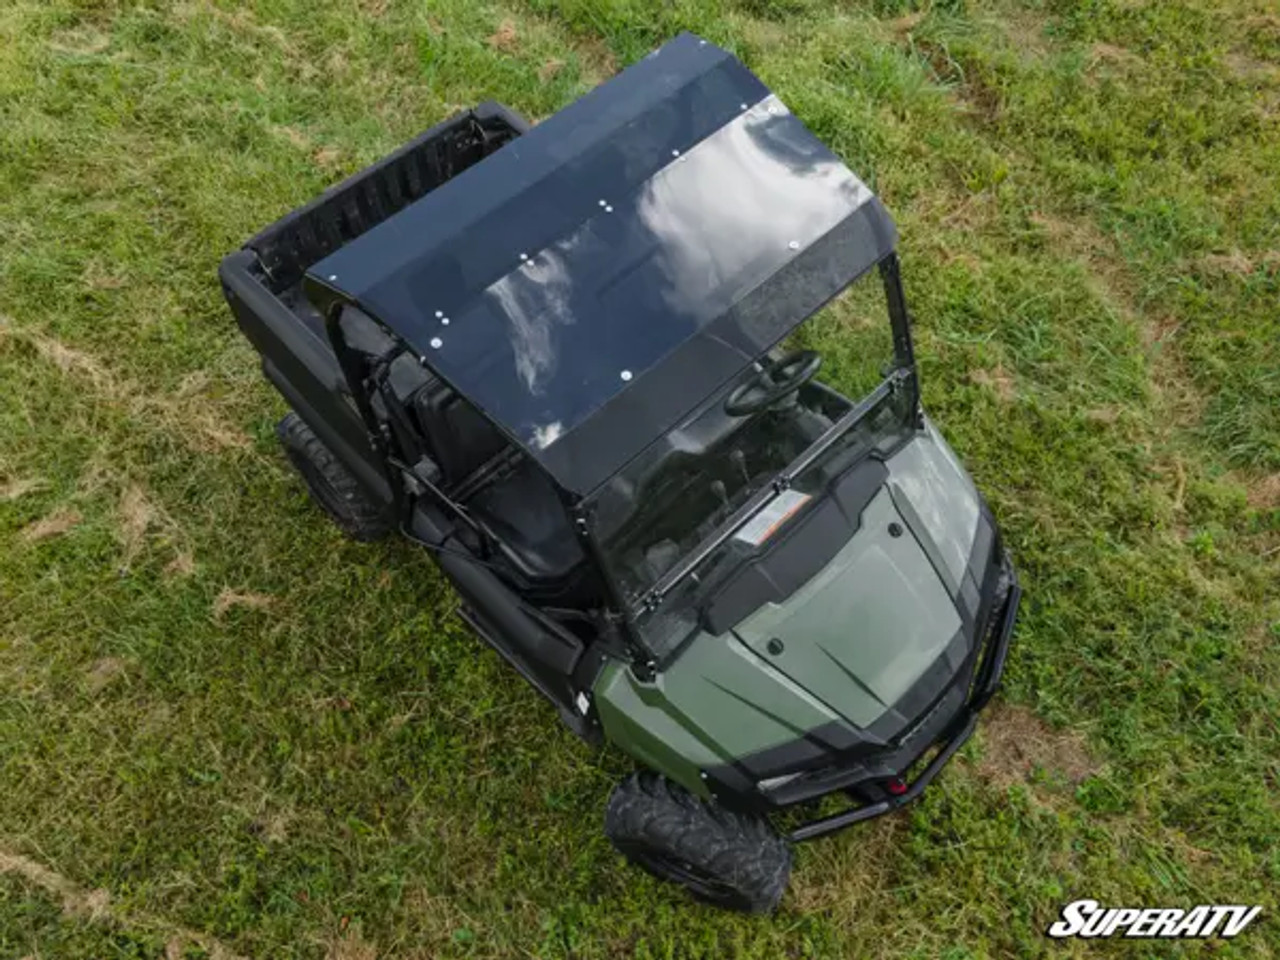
[604,772,791,913]
[276,412,392,542]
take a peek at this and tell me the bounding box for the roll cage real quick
[314,251,919,663]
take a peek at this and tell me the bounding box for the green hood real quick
[593,423,986,798]
[730,488,961,728]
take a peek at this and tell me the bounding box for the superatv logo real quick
[1047,900,1262,939]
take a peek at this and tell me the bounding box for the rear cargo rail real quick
[244,103,528,293]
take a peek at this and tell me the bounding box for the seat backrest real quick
[413,380,510,484]
[334,306,509,485]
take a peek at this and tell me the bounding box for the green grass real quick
[0,873,168,959]
[1,0,1278,956]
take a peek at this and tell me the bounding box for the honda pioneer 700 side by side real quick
[219,33,1021,912]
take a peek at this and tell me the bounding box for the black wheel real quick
[276,412,392,542]
[604,772,791,913]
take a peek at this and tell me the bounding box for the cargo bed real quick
[217,103,528,503]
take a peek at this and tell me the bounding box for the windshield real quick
[585,267,912,656]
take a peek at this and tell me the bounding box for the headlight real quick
[756,771,805,794]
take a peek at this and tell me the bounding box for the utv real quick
[219,33,1020,912]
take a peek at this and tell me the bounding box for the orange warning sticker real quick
[733,489,812,547]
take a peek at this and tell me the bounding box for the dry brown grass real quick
[538,57,565,82]
[0,475,46,501]
[1245,472,1280,510]
[85,656,130,694]
[0,849,248,960]
[3,325,253,454]
[969,364,1017,402]
[487,18,519,54]
[326,925,380,960]
[972,704,1099,793]
[575,34,618,84]
[19,507,82,542]
[211,588,276,620]
[163,549,197,577]
[118,482,161,564]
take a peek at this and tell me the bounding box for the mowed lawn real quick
[1,0,1278,956]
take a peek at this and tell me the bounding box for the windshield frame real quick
[637,368,910,614]
[576,253,919,651]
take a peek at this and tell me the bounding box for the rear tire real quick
[276,412,392,542]
[604,772,791,913]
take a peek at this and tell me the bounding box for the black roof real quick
[307,33,896,496]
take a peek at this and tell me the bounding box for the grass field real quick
[2,0,1278,956]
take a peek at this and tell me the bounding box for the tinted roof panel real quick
[308,35,896,494]
[416,98,872,454]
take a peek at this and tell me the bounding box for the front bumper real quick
[784,560,1020,840]
[695,514,1022,838]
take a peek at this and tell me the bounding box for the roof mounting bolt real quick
[518,252,528,262]
[604,204,613,213]
[699,39,707,46]
[440,317,450,325]
[327,274,337,281]
[435,310,444,318]
[620,369,633,381]
[699,771,708,779]
[788,240,800,250]
[430,337,443,349]
[671,148,680,157]
[740,102,749,110]
[598,199,607,207]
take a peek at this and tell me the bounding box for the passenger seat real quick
[411,378,510,486]
[465,458,588,588]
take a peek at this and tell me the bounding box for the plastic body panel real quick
[220,247,389,502]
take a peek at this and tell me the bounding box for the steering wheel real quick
[724,350,823,417]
